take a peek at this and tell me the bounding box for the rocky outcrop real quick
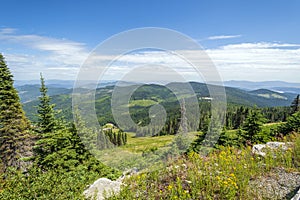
[83,177,122,200]
[249,168,300,200]
[251,142,300,200]
[83,168,138,200]
[252,142,291,156]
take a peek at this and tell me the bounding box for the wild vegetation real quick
[0,53,299,199]
[0,54,120,199]
[110,133,300,200]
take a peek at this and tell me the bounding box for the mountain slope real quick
[21,82,296,124]
[224,80,300,94]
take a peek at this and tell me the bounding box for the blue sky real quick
[0,0,300,82]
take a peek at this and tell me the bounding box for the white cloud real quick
[221,42,300,49]
[0,28,17,34]
[0,28,88,79]
[207,35,241,40]
[206,42,300,82]
[101,43,300,82]
[0,29,86,54]
[0,28,299,82]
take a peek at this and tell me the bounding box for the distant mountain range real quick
[16,84,72,103]
[15,80,300,94]
[15,80,75,88]
[17,81,299,122]
[224,80,300,94]
[14,80,116,89]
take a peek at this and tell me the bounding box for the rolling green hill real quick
[21,82,296,124]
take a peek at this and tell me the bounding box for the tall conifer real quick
[291,94,300,114]
[0,54,32,170]
[37,73,56,133]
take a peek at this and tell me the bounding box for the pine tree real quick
[70,109,92,160]
[34,74,70,168]
[242,109,266,144]
[113,132,117,145]
[0,54,32,170]
[117,131,122,146]
[122,131,127,145]
[291,94,300,114]
[36,73,56,133]
[281,111,300,134]
[34,74,55,162]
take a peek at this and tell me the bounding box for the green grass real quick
[94,132,198,171]
[122,132,174,153]
[109,133,300,200]
[93,133,175,171]
[129,99,158,107]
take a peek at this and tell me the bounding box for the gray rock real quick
[83,168,139,200]
[252,142,292,157]
[83,178,122,200]
[249,168,300,200]
[252,144,267,156]
[266,142,288,150]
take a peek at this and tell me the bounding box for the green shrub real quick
[0,161,120,200]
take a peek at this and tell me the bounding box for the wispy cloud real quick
[0,28,88,59]
[0,28,299,82]
[206,42,300,81]
[98,42,300,82]
[207,35,241,40]
[0,28,17,34]
[221,42,300,49]
[0,28,89,79]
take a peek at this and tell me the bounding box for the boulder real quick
[252,144,267,156]
[83,178,122,200]
[249,168,300,199]
[252,142,291,157]
[266,142,288,150]
[83,168,138,199]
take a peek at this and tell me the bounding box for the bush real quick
[0,162,120,200]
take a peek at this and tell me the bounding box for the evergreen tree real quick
[242,109,266,144]
[291,94,300,114]
[34,74,69,168]
[113,132,117,145]
[71,109,87,153]
[0,54,32,170]
[122,131,127,145]
[281,111,300,134]
[117,132,122,146]
[36,73,56,133]
[69,108,94,161]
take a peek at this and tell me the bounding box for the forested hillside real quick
[22,82,294,135]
